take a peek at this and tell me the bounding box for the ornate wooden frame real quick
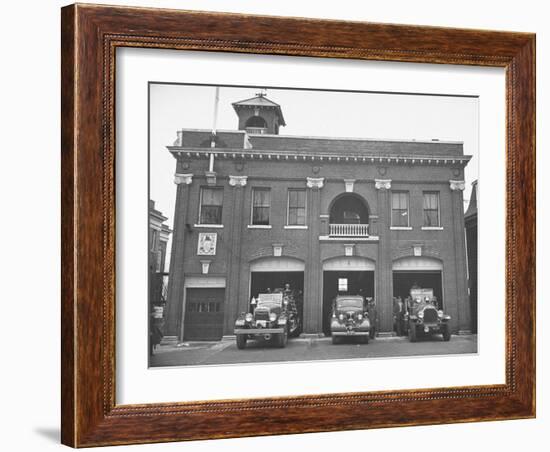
[61,3,535,447]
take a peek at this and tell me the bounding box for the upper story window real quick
[423,192,440,227]
[329,194,368,225]
[287,189,306,225]
[199,187,223,224]
[251,188,271,225]
[391,191,409,227]
[246,116,267,128]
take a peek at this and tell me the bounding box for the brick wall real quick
[165,142,470,338]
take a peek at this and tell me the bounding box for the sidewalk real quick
[150,334,478,367]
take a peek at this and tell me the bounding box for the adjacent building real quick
[464,180,478,334]
[149,200,172,309]
[149,200,172,273]
[163,93,472,343]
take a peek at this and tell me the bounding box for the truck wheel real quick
[443,325,451,341]
[361,335,369,344]
[332,335,340,345]
[277,331,288,348]
[369,327,376,340]
[408,324,417,342]
[236,335,247,349]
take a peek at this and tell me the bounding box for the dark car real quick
[233,289,301,349]
[330,295,372,344]
[405,288,451,342]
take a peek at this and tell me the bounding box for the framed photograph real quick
[61,4,535,447]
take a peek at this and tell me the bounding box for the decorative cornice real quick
[168,147,472,167]
[375,179,392,190]
[449,179,466,191]
[174,173,193,185]
[306,177,325,189]
[228,175,248,187]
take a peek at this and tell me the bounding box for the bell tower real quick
[232,90,286,135]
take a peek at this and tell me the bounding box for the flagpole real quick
[209,87,220,172]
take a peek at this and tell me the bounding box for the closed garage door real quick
[184,288,225,341]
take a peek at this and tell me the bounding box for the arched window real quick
[329,194,369,224]
[245,116,267,128]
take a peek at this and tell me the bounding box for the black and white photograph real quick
[148,83,479,367]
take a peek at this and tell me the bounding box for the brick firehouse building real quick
[163,93,472,342]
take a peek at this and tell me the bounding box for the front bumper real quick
[414,322,445,333]
[234,328,285,335]
[332,330,370,337]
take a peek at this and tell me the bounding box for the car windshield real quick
[336,298,363,309]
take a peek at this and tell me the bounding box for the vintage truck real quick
[404,288,451,342]
[329,295,373,344]
[233,289,301,349]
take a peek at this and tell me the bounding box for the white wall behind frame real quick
[2,1,545,452]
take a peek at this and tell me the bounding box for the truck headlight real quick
[418,311,424,319]
[338,313,344,321]
[438,310,444,317]
[357,313,363,321]
[245,313,253,322]
[269,313,277,322]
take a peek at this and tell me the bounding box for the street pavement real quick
[150,334,477,367]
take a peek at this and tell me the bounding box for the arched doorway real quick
[392,256,444,308]
[249,258,305,297]
[328,193,370,237]
[249,256,304,272]
[249,257,305,329]
[321,256,375,335]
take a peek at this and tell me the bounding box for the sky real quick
[149,83,479,240]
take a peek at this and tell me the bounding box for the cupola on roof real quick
[232,91,286,135]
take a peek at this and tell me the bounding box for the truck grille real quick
[254,310,270,321]
[423,308,439,323]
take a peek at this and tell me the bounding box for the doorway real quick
[392,271,443,309]
[184,288,225,341]
[322,271,374,335]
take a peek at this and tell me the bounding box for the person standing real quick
[393,297,404,336]
[250,296,257,313]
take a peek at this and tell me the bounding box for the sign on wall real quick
[197,232,217,256]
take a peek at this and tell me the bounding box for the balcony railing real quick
[245,127,268,135]
[329,223,370,237]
